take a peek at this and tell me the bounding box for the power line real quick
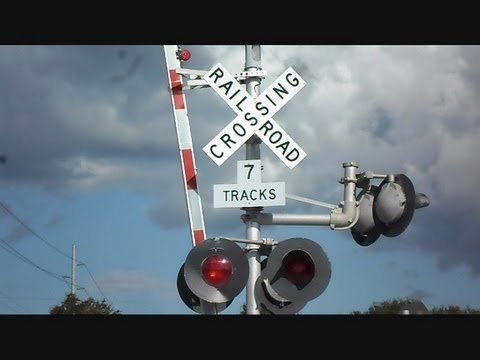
[78,287,93,298]
[81,264,109,302]
[0,202,71,259]
[0,238,110,309]
[0,298,21,314]
[0,289,26,314]
[0,201,109,300]
[0,239,70,286]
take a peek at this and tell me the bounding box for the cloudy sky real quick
[0,45,479,315]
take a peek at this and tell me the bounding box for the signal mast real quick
[164,45,430,315]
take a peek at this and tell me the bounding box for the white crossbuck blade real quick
[203,63,307,170]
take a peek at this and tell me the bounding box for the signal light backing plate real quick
[177,263,232,314]
[351,185,382,246]
[254,272,307,314]
[262,237,331,303]
[184,238,249,304]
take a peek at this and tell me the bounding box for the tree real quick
[351,297,480,314]
[351,297,418,314]
[49,293,121,315]
[429,305,480,314]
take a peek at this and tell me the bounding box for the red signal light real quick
[178,49,191,61]
[282,250,315,286]
[201,254,233,287]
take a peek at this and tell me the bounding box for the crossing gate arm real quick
[164,45,206,247]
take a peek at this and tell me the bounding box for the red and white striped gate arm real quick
[164,45,206,247]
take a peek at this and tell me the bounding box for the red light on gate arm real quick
[201,254,233,287]
[282,250,315,286]
[177,49,191,61]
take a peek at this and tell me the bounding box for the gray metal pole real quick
[71,244,76,295]
[244,45,263,315]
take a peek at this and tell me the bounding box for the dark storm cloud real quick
[109,52,143,83]
[0,45,177,190]
[371,107,393,141]
[411,203,480,275]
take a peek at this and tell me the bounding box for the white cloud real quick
[93,269,171,292]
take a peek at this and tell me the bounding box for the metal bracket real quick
[232,69,267,82]
[175,68,210,90]
[174,68,268,90]
[339,176,358,185]
[215,236,278,246]
[329,201,360,231]
[351,171,390,189]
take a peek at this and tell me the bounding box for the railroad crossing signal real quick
[165,46,431,315]
[177,236,331,315]
[203,63,307,169]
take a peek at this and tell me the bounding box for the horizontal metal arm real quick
[286,193,336,209]
[215,236,278,246]
[256,213,331,226]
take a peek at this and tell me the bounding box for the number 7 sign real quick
[213,160,285,208]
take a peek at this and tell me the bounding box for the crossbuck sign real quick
[203,63,307,170]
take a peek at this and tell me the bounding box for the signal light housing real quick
[177,49,191,61]
[255,237,331,314]
[373,174,416,237]
[180,238,249,306]
[352,173,428,246]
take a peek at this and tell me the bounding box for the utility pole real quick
[70,244,76,295]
